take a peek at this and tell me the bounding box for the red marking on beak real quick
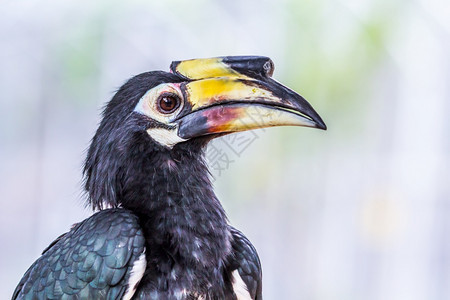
[202,106,242,133]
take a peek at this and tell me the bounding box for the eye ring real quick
[156,93,181,114]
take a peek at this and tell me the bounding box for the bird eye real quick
[157,93,181,114]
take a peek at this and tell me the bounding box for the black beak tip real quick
[314,118,327,130]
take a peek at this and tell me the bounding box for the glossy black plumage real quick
[13,56,326,299]
[14,70,262,299]
[83,71,186,211]
[229,228,262,299]
[12,209,145,299]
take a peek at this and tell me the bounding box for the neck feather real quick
[84,127,232,289]
[121,139,231,272]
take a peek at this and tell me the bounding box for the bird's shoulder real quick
[13,208,146,300]
[229,227,262,300]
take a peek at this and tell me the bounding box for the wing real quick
[229,227,262,300]
[12,208,146,300]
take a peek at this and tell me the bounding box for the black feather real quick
[13,209,145,300]
[14,69,263,299]
[83,71,185,210]
[229,227,263,299]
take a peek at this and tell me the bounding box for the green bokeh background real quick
[1,0,449,299]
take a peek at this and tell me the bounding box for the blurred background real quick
[1,0,449,299]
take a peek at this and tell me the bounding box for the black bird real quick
[13,56,326,299]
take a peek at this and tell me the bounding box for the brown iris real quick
[157,93,181,114]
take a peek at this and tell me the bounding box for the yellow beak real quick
[170,56,326,139]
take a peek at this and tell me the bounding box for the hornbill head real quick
[84,56,326,210]
[138,56,326,146]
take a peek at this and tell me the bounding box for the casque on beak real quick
[170,56,326,139]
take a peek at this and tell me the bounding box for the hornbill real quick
[13,56,326,299]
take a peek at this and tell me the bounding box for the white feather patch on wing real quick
[123,252,147,300]
[232,270,252,300]
[147,127,186,148]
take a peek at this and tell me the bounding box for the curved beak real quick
[171,56,326,139]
